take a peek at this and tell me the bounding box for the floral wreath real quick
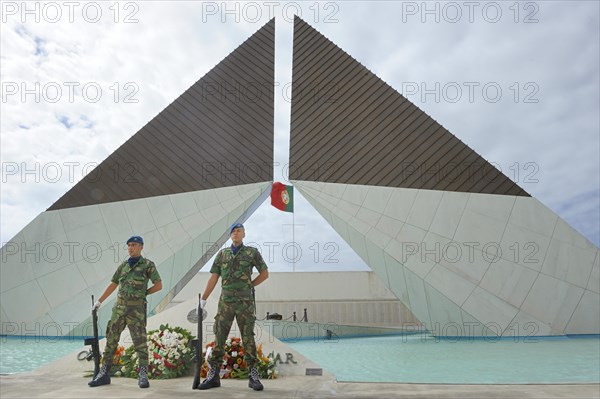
[200,337,277,380]
[112,324,194,379]
[104,327,276,380]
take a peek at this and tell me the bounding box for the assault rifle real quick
[190,293,206,390]
[84,295,101,379]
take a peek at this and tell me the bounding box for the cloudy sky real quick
[1,1,598,272]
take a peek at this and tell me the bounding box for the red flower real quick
[165,359,175,369]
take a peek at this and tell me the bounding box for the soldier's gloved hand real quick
[92,300,101,311]
[200,299,207,309]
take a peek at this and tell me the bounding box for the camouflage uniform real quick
[207,245,268,370]
[102,257,161,368]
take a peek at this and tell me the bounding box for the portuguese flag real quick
[270,182,294,212]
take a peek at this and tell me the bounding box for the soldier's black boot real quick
[248,367,263,391]
[138,365,150,388]
[198,366,220,390]
[88,364,111,387]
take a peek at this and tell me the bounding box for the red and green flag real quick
[270,182,294,212]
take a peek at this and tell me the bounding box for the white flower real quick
[231,351,238,357]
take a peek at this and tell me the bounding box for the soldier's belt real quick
[221,289,252,297]
[116,298,145,306]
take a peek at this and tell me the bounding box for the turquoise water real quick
[286,334,600,384]
[2,333,599,384]
[0,336,85,374]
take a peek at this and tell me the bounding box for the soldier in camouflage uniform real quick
[88,236,162,389]
[199,223,269,391]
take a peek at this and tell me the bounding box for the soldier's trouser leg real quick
[101,305,127,365]
[235,299,258,368]
[90,306,126,386]
[208,299,236,370]
[126,305,148,367]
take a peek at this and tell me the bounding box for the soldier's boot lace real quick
[198,365,221,390]
[248,367,264,391]
[88,364,111,387]
[138,365,150,388]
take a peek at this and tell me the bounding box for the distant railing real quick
[263,308,308,322]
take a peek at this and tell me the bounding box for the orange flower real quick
[112,345,126,365]
[200,363,209,378]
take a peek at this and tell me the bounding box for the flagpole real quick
[292,208,295,273]
[271,182,295,271]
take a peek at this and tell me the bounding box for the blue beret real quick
[127,236,144,245]
[229,223,244,235]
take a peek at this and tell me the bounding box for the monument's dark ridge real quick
[48,19,275,210]
[289,16,528,197]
